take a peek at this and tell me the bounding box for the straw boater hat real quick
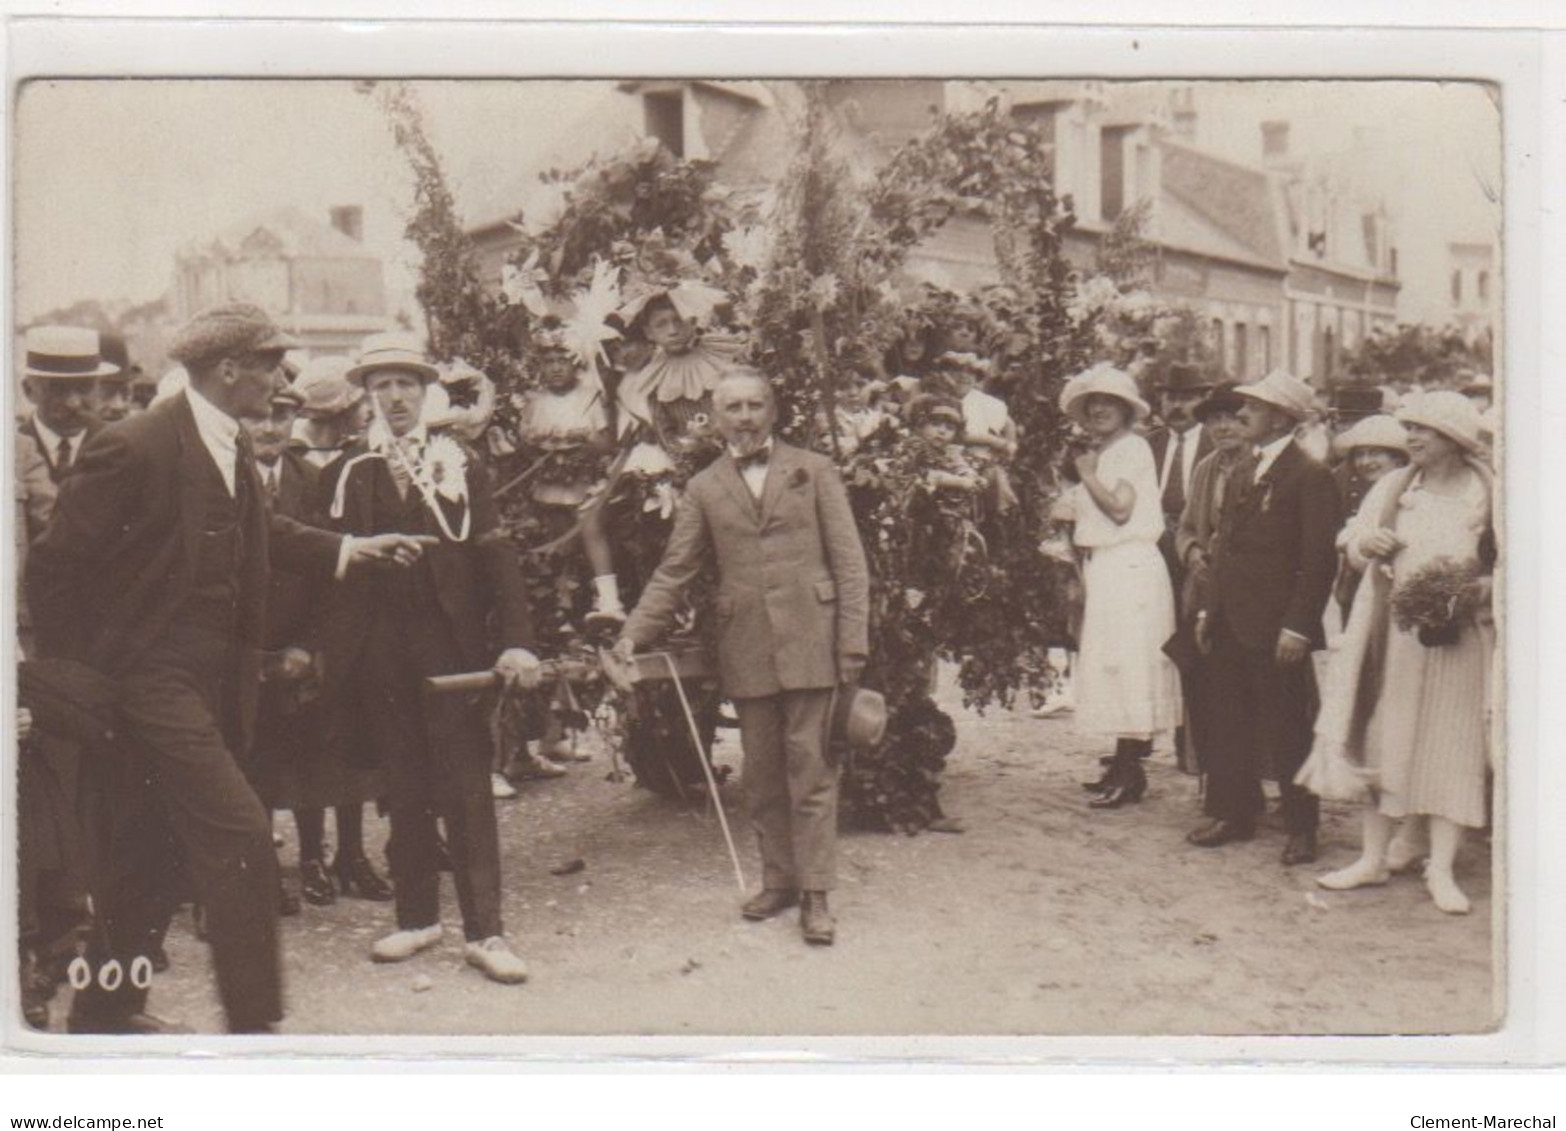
[22,325,121,380]
[167,303,299,370]
[1328,383,1384,424]
[346,331,439,387]
[1059,362,1151,426]
[293,356,364,419]
[1235,368,1315,421]
[1396,389,1485,454]
[1333,413,1410,458]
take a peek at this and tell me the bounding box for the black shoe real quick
[299,859,336,906]
[332,854,394,901]
[67,1010,193,1036]
[1080,759,1117,792]
[149,945,170,974]
[1088,760,1147,809]
[741,888,799,921]
[1186,818,1256,848]
[800,891,835,946]
[277,879,301,918]
[1281,831,1319,866]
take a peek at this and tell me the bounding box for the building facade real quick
[173,205,391,357]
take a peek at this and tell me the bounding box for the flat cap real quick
[167,303,299,369]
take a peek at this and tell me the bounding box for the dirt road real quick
[62,679,1496,1040]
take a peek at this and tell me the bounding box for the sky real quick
[13,78,1502,328]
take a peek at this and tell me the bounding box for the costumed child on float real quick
[613,278,745,481]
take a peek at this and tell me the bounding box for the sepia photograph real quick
[8,71,1506,1044]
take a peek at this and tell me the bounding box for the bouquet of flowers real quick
[1389,556,1483,647]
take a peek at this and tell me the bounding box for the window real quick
[1262,120,1290,159]
[1211,317,1225,373]
[1389,247,1398,277]
[1259,325,1272,371]
[1323,325,1335,380]
[644,91,684,157]
[1478,271,1490,302]
[1100,126,1131,222]
[1451,269,1462,304]
[1234,322,1248,378]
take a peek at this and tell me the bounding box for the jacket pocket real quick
[814,580,837,603]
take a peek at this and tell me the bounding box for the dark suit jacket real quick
[624,440,870,700]
[314,438,532,697]
[26,393,342,740]
[20,414,101,485]
[261,450,325,652]
[1201,440,1340,651]
[1146,423,1216,517]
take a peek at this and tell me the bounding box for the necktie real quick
[391,438,422,500]
[55,435,73,473]
[1161,430,1186,517]
[264,464,280,500]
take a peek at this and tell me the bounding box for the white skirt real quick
[1074,540,1183,739]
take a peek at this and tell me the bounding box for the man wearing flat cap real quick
[1147,363,1217,582]
[27,303,432,1034]
[615,369,870,946]
[1191,369,1340,865]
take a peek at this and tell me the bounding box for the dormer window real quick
[644,90,685,157]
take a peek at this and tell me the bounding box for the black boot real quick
[1089,741,1150,809]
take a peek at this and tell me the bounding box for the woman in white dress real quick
[1060,364,1183,809]
[1300,391,1495,914]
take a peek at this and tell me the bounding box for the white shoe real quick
[1316,859,1390,891]
[1385,830,1427,875]
[464,936,529,984]
[1426,870,1471,915]
[371,924,444,963]
[491,772,518,800]
[1030,698,1074,719]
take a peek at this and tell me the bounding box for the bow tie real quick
[733,448,770,471]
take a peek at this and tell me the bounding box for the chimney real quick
[329,205,364,242]
[1169,87,1197,140]
[1261,120,1290,163]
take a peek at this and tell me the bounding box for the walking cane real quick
[647,650,748,895]
[426,649,748,893]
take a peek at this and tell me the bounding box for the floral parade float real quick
[381,81,1212,833]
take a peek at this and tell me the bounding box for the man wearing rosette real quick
[1190,370,1341,866]
[318,332,543,984]
[615,370,870,947]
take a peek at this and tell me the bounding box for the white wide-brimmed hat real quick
[346,332,439,387]
[1059,362,1150,426]
[22,325,121,380]
[1235,368,1315,421]
[1333,414,1409,457]
[1396,389,1485,454]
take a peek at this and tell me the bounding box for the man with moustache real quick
[1190,370,1341,865]
[27,304,432,1034]
[317,332,540,983]
[1146,362,1216,585]
[614,369,870,946]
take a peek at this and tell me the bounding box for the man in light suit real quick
[1192,369,1341,866]
[616,370,870,946]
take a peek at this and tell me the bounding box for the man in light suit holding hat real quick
[1191,369,1340,865]
[27,303,432,1034]
[615,369,870,946]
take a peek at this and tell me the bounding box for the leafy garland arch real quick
[381,81,1104,832]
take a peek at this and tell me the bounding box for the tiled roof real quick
[1158,140,1287,271]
